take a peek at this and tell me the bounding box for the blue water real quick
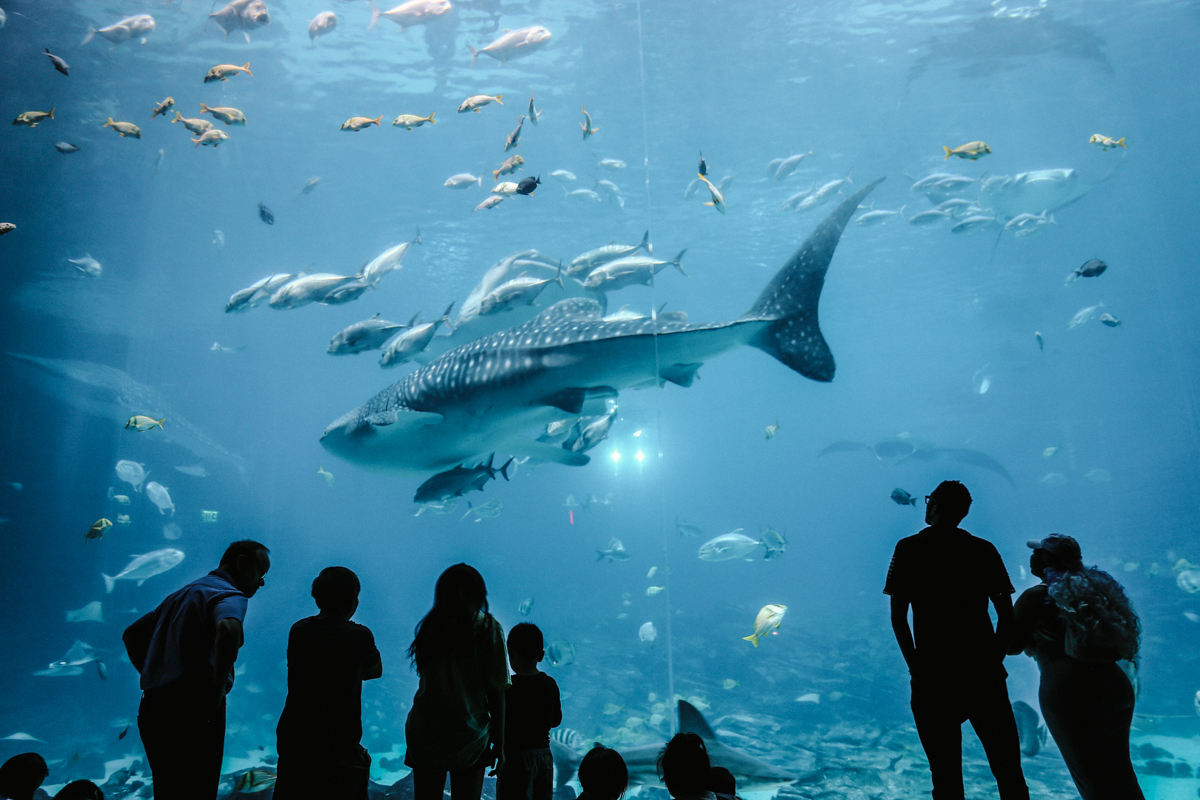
[1,0,1199,793]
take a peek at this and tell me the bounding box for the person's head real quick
[925,480,971,527]
[1027,534,1083,578]
[54,780,104,800]
[507,622,545,673]
[434,562,488,617]
[578,744,628,800]
[709,767,736,797]
[0,752,49,800]
[656,733,710,798]
[312,566,360,619]
[219,540,271,597]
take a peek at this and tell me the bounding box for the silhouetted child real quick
[0,753,48,800]
[53,780,104,800]
[709,767,737,800]
[656,733,713,800]
[497,623,562,800]
[274,566,382,800]
[577,745,628,800]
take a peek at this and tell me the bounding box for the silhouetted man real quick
[884,481,1028,800]
[123,540,271,800]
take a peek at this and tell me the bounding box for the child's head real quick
[312,566,361,618]
[507,622,545,672]
[656,733,710,798]
[578,744,628,800]
[709,767,736,797]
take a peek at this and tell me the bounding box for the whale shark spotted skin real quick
[321,180,882,477]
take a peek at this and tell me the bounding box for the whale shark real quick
[321,180,882,477]
[549,701,805,791]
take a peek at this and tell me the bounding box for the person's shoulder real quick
[347,620,376,642]
[893,528,934,550]
[537,670,559,689]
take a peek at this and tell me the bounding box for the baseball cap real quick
[1027,533,1083,565]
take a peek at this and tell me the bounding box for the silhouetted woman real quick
[405,564,509,800]
[1009,534,1144,800]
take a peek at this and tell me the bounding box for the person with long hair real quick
[405,564,509,800]
[1009,534,1144,800]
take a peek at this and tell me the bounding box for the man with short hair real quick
[884,481,1029,800]
[123,540,271,800]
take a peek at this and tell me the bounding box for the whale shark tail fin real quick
[743,179,883,382]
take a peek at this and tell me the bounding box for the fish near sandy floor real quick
[13,109,54,127]
[943,140,991,160]
[468,26,552,68]
[209,0,270,43]
[173,112,213,135]
[150,97,174,119]
[199,104,246,125]
[204,62,252,83]
[341,115,382,131]
[308,11,337,42]
[44,48,69,76]
[368,0,451,32]
[192,130,229,148]
[103,118,141,138]
[459,94,503,113]
[83,14,155,45]
[393,113,435,130]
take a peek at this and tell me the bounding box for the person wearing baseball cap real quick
[1010,535,1143,800]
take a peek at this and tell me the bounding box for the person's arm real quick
[363,641,383,681]
[123,611,156,674]
[212,617,243,703]
[548,678,563,730]
[486,685,506,776]
[1007,587,1040,656]
[889,595,917,674]
[991,590,1014,659]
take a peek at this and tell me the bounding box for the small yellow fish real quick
[580,104,599,139]
[765,421,780,439]
[151,97,175,119]
[458,94,503,113]
[1089,134,1126,151]
[943,140,991,160]
[743,603,787,647]
[125,415,165,432]
[13,108,54,127]
[722,679,740,690]
[341,115,382,131]
[86,518,112,543]
[645,586,664,596]
[392,113,436,130]
[234,768,277,793]
[317,466,334,486]
[192,130,230,148]
[104,118,142,138]
[172,112,213,135]
[204,62,252,83]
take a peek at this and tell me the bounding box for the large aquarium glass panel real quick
[1,0,1197,796]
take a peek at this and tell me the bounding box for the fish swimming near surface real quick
[103,549,185,593]
[83,14,155,45]
[321,181,883,478]
[550,701,799,792]
[394,113,436,130]
[413,454,511,504]
[469,26,551,68]
[7,354,246,472]
[368,0,451,32]
[208,0,270,43]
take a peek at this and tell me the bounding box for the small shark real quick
[322,180,883,476]
[550,701,801,792]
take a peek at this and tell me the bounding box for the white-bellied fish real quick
[943,140,991,160]
[308,11,337,42]
[145,481,174,516]
[582,251,687,291]
[208,0,270,43]
[329,314,413,355]
[125,415,164,432]
[150,97,174,119]
[567,231,651,277]
[459,94,503,113]
[83,14,155,45]
[698,530,762,562]
[103,549,184,592]
[445,173,483,189]
[1089,133,1126,151]
[393,112,436,130]
[469,26,551,68]
[480,267,563,315]
[360,231,421,286]
[379,303,455,367]
[743,604,786,646]
[55,142,80,154]
[270,274,357,310]
[527,93,541,126]
[44,48,70,76]
[192,130,229,148]
[773,150,813,180]
[103,118,141,138]
[368,0,451,32]
[172,112,213,135]
[493,154,524,181]
[67,254,102,277]
[696,174,725,214]
[13,109,54,127]
[204,62,252,83]
[475,196,504,211]
[597,537,629,562]
[341,115,382,131]
[115,460,146,492]
[199,104,246,125]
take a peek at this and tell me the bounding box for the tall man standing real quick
[123,540,271,799]
[884,481,1029,800]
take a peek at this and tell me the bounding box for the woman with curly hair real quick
[1009,534,1144,800]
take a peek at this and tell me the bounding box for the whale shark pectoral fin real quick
[659,363,702,387]
[539,386,617,414]
[678,700,719,741]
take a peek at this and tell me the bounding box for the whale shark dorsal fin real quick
[678,701,718,741]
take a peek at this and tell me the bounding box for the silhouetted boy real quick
[884,480,1029,800]
[577,745,628,800]
[497,623,562,800]
[274,566,382,800]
